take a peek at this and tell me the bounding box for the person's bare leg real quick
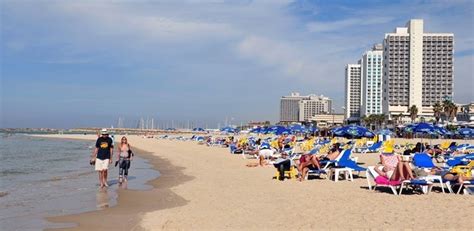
[300,167,309,181]
[402,162,414,179]
[104,170,109,187]
[98,172,103,187]
[391,168,401,181]
[310,156,321,169]
[374,165,386,177]
[396,163,405,180]
[100,171,105,187]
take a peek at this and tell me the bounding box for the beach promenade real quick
[42,134,473,230]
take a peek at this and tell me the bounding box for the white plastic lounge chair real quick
[366,166,400,195]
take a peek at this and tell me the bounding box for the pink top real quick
[381,153,399,171]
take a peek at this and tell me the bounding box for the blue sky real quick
[1,0,473,128]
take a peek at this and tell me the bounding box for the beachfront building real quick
[345,63,362,122]
[361,44,384,117]
[280,92,332,123]
[457,102,474,124]
[298,95,332,122]
[310,114,345,127]
[382,19,454,119]
[280,92,306,123]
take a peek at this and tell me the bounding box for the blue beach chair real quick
[361,141,383,153]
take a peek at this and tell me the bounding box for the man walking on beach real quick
[92,129,114,188]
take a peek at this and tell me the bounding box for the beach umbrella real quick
[250,127,263,134]
[273,126,291,135]
[289,124,305,134]
[404,123,438,150]
[266,125,286,135]
[457,128,474,137]
[193,127,205,132]
[433,125,452,136]
[261,126,272,134]
[220,126,236,133]
[377,129,393,136]
[306,126,319,134]
[406,122,437,135]
[333,125,375,139]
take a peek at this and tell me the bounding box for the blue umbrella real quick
[405,123,436,135]
[434,125,452,136]
[220,126,236,133]
[377,129,393,136]
[404,123,438,151]
[458,128,474,137]
[306,126,319,134]
[193,128,205,132]
[261,127,272,134]
[250,127,263,133]
[267,125,286,135]
[289,124,305,134]
[273,126,291,135]
[333,125,375,139]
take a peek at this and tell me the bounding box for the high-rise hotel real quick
[344,19,454,121]
[345,63,362,121]
[382,19,454,117]
[280,92,332,123]
[361,44,384,117]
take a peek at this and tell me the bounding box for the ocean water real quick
[0,134,160,231]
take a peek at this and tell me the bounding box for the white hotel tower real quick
[382,19,454,118]
[361,44,384,117]
[345,63,362,121]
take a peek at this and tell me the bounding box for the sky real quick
[1,0,473,128]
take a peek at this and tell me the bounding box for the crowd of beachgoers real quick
[151,124,474,195]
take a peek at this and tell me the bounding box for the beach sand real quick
[40,134,473,230]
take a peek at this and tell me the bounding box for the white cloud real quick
[236,35,312,78]
[53,2,240,42]
[306,16,394,33]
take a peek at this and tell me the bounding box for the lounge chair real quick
[366,166,400,195]
[361,141,383,154]
[412,153,447,193]
[337,150,366,174]
[305,149,348,180]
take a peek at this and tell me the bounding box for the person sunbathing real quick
[277,134,287,151]
[374,151,414,181]
[297,143,341,181]
[273,152,293,181]
[258,143,275,166]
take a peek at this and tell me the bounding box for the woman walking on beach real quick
[116,136,133,184]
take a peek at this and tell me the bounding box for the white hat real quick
[101,128,108,134]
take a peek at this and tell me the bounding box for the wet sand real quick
[39,135,473,230]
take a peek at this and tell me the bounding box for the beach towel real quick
[375,175,400,186]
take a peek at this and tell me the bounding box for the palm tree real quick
[442,100,458,122]
[376,114,386,129]
[432,102,443,124]
[408,105,418,123]
[448,104,458,122]
[391,114,400,126]
[442,99,453,122]
[361,115,368,126]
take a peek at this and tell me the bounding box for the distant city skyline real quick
[1,0,473,128]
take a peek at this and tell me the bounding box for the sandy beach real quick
[40,134,473,230]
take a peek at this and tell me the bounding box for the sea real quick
[0,134,160,231]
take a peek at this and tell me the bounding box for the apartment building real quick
[382,19,454,118]
[345,63,362,121]
[361,44,384,117]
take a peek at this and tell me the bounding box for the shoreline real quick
[30,135,193,231]
[32,135,474,230]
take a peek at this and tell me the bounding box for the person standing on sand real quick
[116,136,133,184]
[92,129,114,188]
